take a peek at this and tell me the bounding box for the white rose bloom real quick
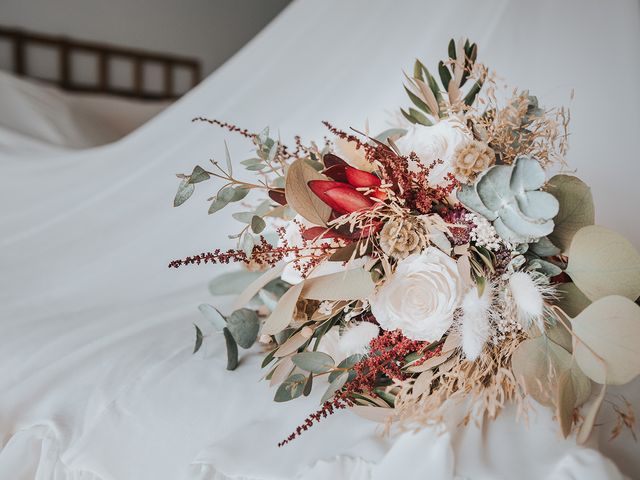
[395,118,472,186]
[369,247,463,341]
[280,215,367,285]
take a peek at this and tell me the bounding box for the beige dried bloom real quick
[453,140,496,180]
[379,216,428,260]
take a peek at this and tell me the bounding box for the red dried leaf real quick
[345,166,381,188]
[322,153,348,168]
[268,189,287,206]
[323,164,348,183]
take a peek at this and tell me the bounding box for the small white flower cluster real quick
[343,299,369,322]
[465,213,503,251]
[493,317,523,343]
[318,301,334,316]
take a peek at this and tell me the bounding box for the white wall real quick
[0,0,291,93]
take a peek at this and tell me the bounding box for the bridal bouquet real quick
[171,39,640,445]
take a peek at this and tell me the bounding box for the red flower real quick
[308,180,374,215]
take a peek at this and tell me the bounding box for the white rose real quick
[280,215,367,285]
[395,118,472,186]
[369,247,463,341]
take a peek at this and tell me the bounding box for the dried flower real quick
[379,216,428,260]
[452,139,496,181]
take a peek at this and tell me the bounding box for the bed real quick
[0,26,200,152]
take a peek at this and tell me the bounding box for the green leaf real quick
[208,197,228,214]
[321,371,349,404]
[189,165,210,184]
[223,327,239,370]
[198,304,226,331]
[241,233,255,255]
[246,164,267,171]
[529,236,561,257]
[193,325,204,354]
[571,295,640,385]
[251,215,266,234]
[291,351,335,373]
[224,141,233,175]
[241,158,263,166]
[328,354,363,382]
[546,175,595,253]
[226,308,259,349]
[274,373,306,402]
[555,283,591,318]
[404,86,432,115]
[448,38,456,60]
[261,348,277,368]
[438,60,452,90]
[408,108,431,126]
[208,270,262,296]
[566,226,640,301]
[463,79,483,106]
[303,373,314,396]
[232,212,254,223]
[401,108,418,125]
[173,179,195,207]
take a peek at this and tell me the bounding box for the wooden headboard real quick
[0,26,201,101]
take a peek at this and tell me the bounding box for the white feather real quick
[461,284,493,360]
[508,271,544,329]
[339,322,379,357]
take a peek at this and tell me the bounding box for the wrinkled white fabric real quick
[0,70,168,150]
[1,0,639,479]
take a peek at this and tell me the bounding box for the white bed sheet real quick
[1,1,639,479]
[0,70,169,152]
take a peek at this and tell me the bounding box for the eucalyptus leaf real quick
[529,236,561,257]
[223,327,239,370]
[193,325,204,354]
[566,226,640,301]
[208,197,228,214]
[292,351,335,373]
[198,303,226,331]
[208,270,263,296]
[511,337,590,407]
[226,308,259,349]
[571,295,640,385]
[232,212,255,223]
[251,215,266,234]
[555,283,591,318]
[174,179,195,207]
[303,373,314,397]
[547,175,595,253]
[321,371,349,404]
[224,141,232,175]
[274,373,306,402]
[328,354,363,382]
[189,165,210,184]
[241,233,255,255]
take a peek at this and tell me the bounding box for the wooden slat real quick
[163,60,173,97]
[0,25,201,100]
[12,31,25,76]
[59,39,71,89]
